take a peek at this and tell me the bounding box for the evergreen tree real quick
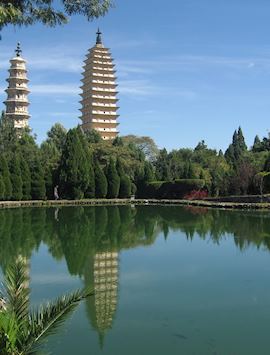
[155,148,170,181]
[0,175,5,200]
[225,127,247,166]
[85,152,95,198]
[252,135,263,152]
[119,174,131,198]
[9,153,23,201]
[77,128,94,198]
[20,155,31,200]
[144,161,154,183]
[106,158,120,198]
[116,158,131,198]
[31,159,46,200]
[0,154,12,200]
[59,128,89,199]
[94,161,107,198]
[237,127,247,151]
[46,123,67,152]
[264,153,270,172]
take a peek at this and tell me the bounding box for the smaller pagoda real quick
[4,43,30,129]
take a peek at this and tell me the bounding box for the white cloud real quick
[30,84,80,95]
[118,79,197,100]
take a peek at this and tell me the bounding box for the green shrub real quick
[139,179,205,199]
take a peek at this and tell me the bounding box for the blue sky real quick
[1,0,270,151]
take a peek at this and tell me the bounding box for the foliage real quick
[106,158,120,198]
[9,153,23,201]
[0,155,12,200]
[0,258,93,354]
[140,179,205,199]
[0,0,113,34]
[94,160,107,198]
[184,190,208,200]
[59,128,89,199]
[122,135,159,162]
[31,158,46,200]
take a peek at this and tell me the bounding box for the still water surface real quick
[1,205,270,354]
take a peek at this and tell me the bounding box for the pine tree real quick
[94,161,107,198]
[9,153,23,201]
[31,158,46,200]
[0,154,12,200]
[20,155,31,200]
[106,158,120,199]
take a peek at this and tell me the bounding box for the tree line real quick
[0,113,153,200]
[1,111,270,200]
[154,127,270,196]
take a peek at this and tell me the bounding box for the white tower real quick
[4,43,30,129]
[80,30,119,140]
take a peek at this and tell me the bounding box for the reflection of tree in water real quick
[1,205,270,343]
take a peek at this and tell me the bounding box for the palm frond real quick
[23,288,94,353]
[3,258,30,326]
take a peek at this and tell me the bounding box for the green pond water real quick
[1,205,270,354]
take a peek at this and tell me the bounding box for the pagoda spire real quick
[15,42,22,57]
[4,43,30,130]
[96,28,102,45]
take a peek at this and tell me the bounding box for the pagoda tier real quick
[93,251,119,333]
[80,30,119,140]
[4,43,30,129]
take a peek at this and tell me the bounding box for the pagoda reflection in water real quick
[84,251,120,347]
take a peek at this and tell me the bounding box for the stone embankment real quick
[0,198,270,210]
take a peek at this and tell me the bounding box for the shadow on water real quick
[1,205,270,349]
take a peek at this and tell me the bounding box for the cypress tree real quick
[0,155,12,200]
[0,175,5,200]
[9,153,23,201]
[119,174,131,198]
[144,161,154,183]
[59,128,90,199]
[237,127,247,151]
[77,127,92,197]
[116,158,131,198]
[84,152,95,199]
[252,135,262,152]
[20,155,31,200]
[106,158,120,199]
[31,159,46,200]
[94,161,107,198]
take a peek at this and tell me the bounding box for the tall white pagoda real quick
[80,29,119,140]
[4,43,30,129]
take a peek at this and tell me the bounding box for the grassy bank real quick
[1,198,270,210]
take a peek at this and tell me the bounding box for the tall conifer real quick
[59,128,90,199]
[0,175,5,200]
[31,159,46,200]
[116,158,131,198]
[0,155,12,200]
[20,154,31,200]
[94,161,107,198]
[9,153,23,200]
[106,158,120,198]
